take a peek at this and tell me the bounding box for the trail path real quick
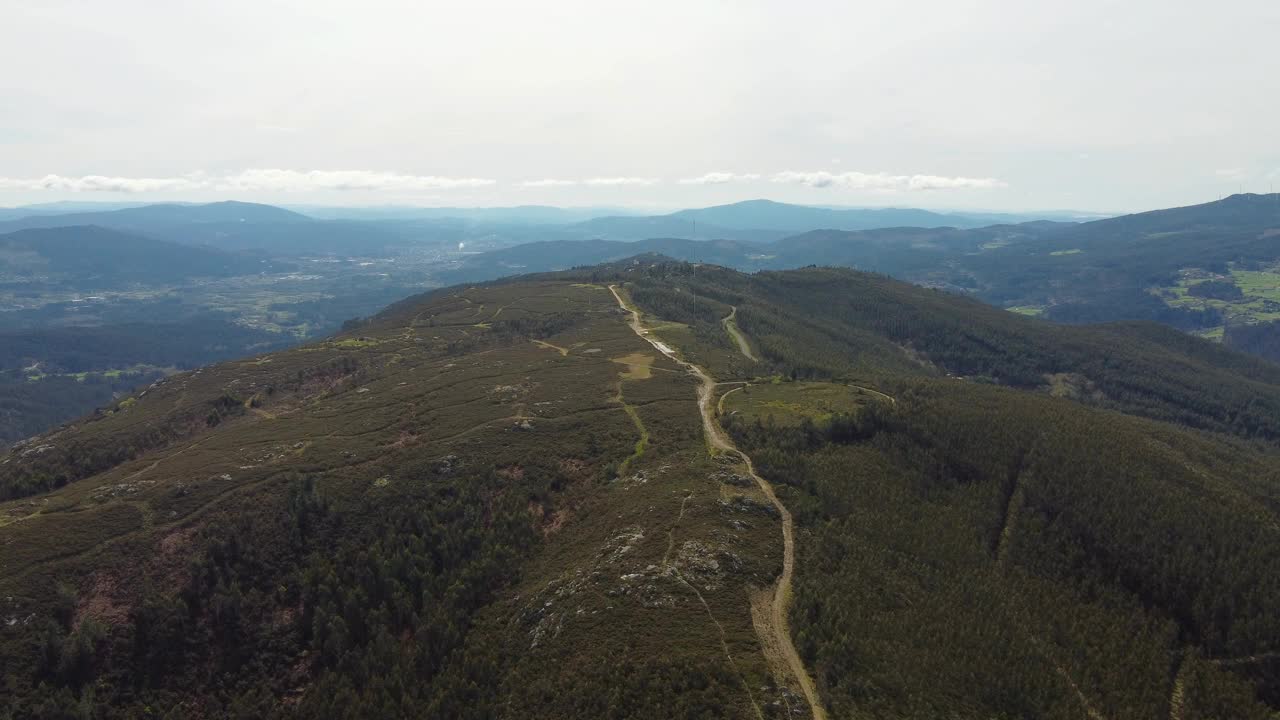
[610,285,827,720]
[722,306,759,362]
[716,383,748,415]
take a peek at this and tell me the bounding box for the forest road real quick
[609,285,828,720]
[722,306,759,363]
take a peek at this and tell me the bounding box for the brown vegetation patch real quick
[1043,372,1106,402]
[388,429,420,448]
[558,458,589,479]
[497,465,525,482]
[611,352,655,380]
[273,606,298,629]
[75,573,129,629]
[159,525,197,556]
[542,509,570,537]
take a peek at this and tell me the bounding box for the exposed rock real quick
[712,470,753,487]
[720,494,780,519]
[19,443,55,458]
[434,454,461,476]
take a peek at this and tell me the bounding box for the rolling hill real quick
[0,225,272,286]
[0,202,403,255]
[1,259,1276,718]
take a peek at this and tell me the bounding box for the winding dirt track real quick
[722,306,759,363]
[610,285,827,720]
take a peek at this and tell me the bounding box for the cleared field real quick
[1233,269,1280,302]
[1155,266,1280,334]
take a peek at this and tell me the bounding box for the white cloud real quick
[583,177,659,186]
[525,177,660,187]
[1214,168,1246,179]
[221,169,496,192]
[0,173,207,193]
[905,174,1007,190]
[521,178,578,187]
[771,171,1006,191]
[0,170,499,194]
[677,172,761,185]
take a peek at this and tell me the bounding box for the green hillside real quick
[0,261,1277,718]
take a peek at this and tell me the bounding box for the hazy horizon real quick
[3,1,1277,212]
[1,196,1124,218]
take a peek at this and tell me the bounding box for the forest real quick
[724,385,1279,718]
[1227,319,1280,363]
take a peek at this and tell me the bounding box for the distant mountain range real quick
[551,200,1090,244]
[665,198,1087,231]
[444,194,1280,362]
[0,200,306,228]
[0,199,1098,251]
[0,201,158,220]
[449,194,1278,279]
[288,204,642,224]
[440,222,1070,283]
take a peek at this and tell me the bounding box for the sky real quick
[1,0,1278,213]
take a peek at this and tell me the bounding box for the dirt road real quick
[610,285,827,720]
[722,306,759,362]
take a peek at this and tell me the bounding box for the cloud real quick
[1214,168,1247,179]
[771,171,1006,191]
[521,178,578,187]
[677,172,761,185]
[525,177,660,187]
[0,173,207,193]
[0,170,498,194]
[221,169,496,192]
[583,177,659,186]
